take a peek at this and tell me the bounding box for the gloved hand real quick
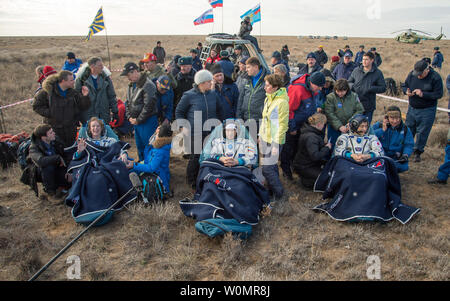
[397,154,409,163]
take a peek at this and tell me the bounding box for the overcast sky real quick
[0,0,449,37]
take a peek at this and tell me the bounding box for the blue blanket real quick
[65,141,136,226]
[180,160,270,225]
[313,156,420,224]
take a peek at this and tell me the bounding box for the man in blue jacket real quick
[175,69,224,189]
[432,46,444,71]
[332,52,357,80]
[354,45,365,65]
[402,60,443,162]
[62,52,82,76]
[271,51,290,74]
[190,49,202,72]
[217,50,235,80]
[373,106,414,173]
[211,64,239,119]
[153,75,174,125]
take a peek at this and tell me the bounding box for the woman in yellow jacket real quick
[259,74,289,200]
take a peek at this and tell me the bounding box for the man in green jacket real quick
[324,79,364,146]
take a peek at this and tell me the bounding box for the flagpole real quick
[102,7,112,70]
[222,5,224,33]
[259,2,262,51]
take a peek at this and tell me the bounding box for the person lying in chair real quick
[209,120,257,168]
[334,114,384,161]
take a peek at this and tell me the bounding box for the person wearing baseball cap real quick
[154,75,174,124]
[338,45,353,62]
[355,45,366,65]
[231,45,243,65]
[331,51,357,81]
[210,63,239,119]
[173,56,196,107]
[369,47,382,67]
[190,49,202,72]
[314,45,328,67]
[62,51,83,76]
[432,46,444,70]
[141,53,164,81]
[271,51,290,74]
[402,59,443,162]
[298,52,323,75]
[217,50,235,79]
[175,69,224,190]
[121,61,158,161]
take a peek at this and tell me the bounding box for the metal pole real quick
[28,187,136,281]
[102,7,112,70]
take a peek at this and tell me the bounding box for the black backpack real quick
[17,138,32,170]
[0,141,18,169]
[139,173,167,203]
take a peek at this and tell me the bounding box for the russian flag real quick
[209,0,223,8]
[194,8,214,26]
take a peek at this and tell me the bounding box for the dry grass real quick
[0,35,449,281]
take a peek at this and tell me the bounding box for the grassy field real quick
[0,35,449,281]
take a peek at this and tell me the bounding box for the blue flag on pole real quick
[240,3,261,25]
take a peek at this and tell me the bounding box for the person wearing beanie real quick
[190,49,203,72]
[348,51,386,124]
[175,69,224,190]
[314,45,328,67]
[432,46,444,70]
[35,65,57,95]
[233,56,251,94]
[217,50,235,79]
[211,63,239,119]
[279,71,325,180]
[238,16,262,53]
[173,56,196,108]
[369,47,382,67]
[354,45,366,66]
[330,55,340,74]
[127,123,173,194]
[372,106,414,173]
[62,52,83,76]
[281,45,290,63]
[298,52,322,75]
[271,51,290,74]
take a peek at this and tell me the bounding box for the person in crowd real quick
[338,45,353,62]
[175,69,224,190]
[332,52,357,80]
[271,51,290,74]
[141,53,165,80]
[33,70,91,147]
[428,128,450,185]
[233,56,250,94]
[274,64,290,89]
[35,65,57,95]
[167,54,181,77]
[205,48,221,69]
[447,75,450,124]
[109,98,134,138]
[236,57,269,131]
[75,57,118,125]
[370,47,382,67]
[334,114,384,160]
[314,45,328,67]
[209,120,257,168]
[316,69,334,111]
[76,117,118,152]
[348,51,386,123]
[330,55,340,74]
[173,56,196,108]
[238,16,261,53]
[190,49,203,72]
[324,79,364,146]
[211,64,239,119]
[281,45,290,63]
[28,124,69,198]
[121,62,158,161]
[217,50,235,80]
[196,42,203,54]
[153,75,174,125]
[126,123,173,193]
[280,71,325,180]
[152,41,166,65]
[230,45,244,65]
[402,59,443,162]
[62,52,82,76]
[298,52,323,75]
[372,106,414,173]
[259,74,289,200]
[354,45,365,65]
[431,46,444,71]
[293,113,332,189]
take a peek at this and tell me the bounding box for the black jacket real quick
[298,63,322,75]
[125,72,158,125]
[401,69,443,109]
[28,133,66,169]
[174,69,196,107]
[293,123,331,171]
[348,64,386,112]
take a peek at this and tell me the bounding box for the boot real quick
[428,178,447,185]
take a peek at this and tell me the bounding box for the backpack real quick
[0,141,17,169]
[139,173,166,203]
[17,138,32,170]
[385,78,399,96]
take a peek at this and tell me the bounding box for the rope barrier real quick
[0,98,33,110]
[376,94,450,113]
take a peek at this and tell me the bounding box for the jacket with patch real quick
[259,87,289,145]
[236,67,269,122]
[348,64,386,112]
[125,72,158,125]
[324,91,364,131]
[287,74,319,132]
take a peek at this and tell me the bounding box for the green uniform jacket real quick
[324,91,364,131]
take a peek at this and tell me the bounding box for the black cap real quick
[190,48,198,55]
[120,62,139,76]
[310,72,326,87]
[370,47,377,51]
[412,60,428,76]
[210,63,223,75]
[67,52,75,59]
[434,46,440,50]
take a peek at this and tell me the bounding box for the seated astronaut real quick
[334,114,384,162]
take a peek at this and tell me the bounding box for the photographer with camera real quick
[373,106,414,173]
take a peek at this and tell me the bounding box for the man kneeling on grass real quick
[29,124,70,199]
